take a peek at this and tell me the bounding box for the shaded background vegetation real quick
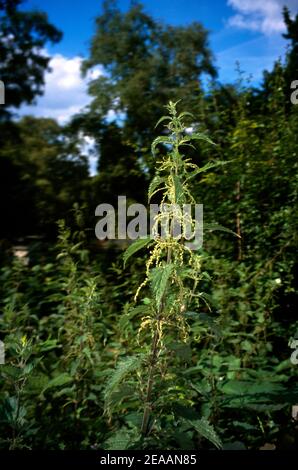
[0,0,297,450]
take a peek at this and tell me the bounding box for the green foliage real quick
[0,0,62,119]
[184,418,222,450]
[0,117,89,238]
[79,0,217,195]
[149,264,175,310]
[0,1,297,452]
[105,100,227,449]
[104,355,144,411]
[123,237,153,267]
[83,0,216,136]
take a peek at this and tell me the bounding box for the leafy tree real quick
[0,0,62,119]
[80,0,217,198]
[282,6,298,91]
[254,6,298,111]
[84,0,216,133]
[0,1,66,238]
[0,117,89,238]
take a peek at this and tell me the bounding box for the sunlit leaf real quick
[123,237,153,267]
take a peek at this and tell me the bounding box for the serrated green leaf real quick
[197,293,212,311]
[123,237,153,267]
[233,421,256,431]
[179,136,191,145]
[185,311,221,338]
[148,175,166,201]
[154,115,171,128]
[168,342,192,362]
[150,263,174,310]
[104,355,144,406]
[103,429,134,450]
[179,141,196,150]
[173,175,184,203]
[178,111,194,120]
[119,305,151,331]
[184,417,222,449]
[186,161,229,181]
[124,412,143,429]
[190,132,215,146]
[151,136,172,156]
[43,373,73,391]
[173,403,200,420]
[220,380,285,396]
[37,339,59,352]
[107,384,137,409]
[52,386,75,399]
[26,374,49,392]
[204,223,240,238]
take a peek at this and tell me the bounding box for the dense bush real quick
[0,100,297,450]
[0,0,297,451]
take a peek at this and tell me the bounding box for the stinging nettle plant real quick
[104,101,233,450]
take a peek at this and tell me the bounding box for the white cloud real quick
[19,53,104,124]
[16,53,105,174]
[227,0,297,35]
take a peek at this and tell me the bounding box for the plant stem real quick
[140,326,160,435]
[235,180,242,260]
[141,241,173,436]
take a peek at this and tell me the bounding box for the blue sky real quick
[19,0,297,124]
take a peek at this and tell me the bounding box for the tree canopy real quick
[0,0,62,119]
[83,0,216,141]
